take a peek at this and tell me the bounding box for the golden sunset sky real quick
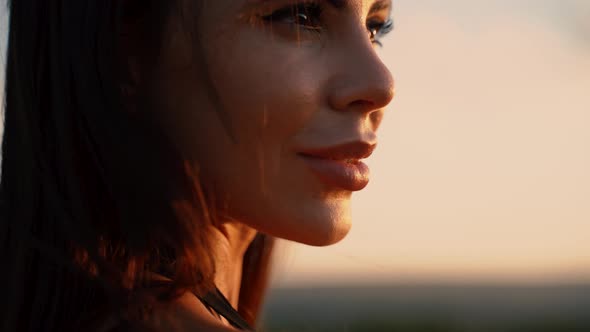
[1,0,589,287]
[271,0,590,287]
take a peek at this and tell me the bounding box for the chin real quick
[302,220,352,247]
[226,183,355,246]
[266,203,353,247]
[299,195,354,246]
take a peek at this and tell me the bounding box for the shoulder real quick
[87,275,242,332]
[138,291,241,332]
[93,295,240,332]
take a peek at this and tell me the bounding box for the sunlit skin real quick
[130,0,394,329]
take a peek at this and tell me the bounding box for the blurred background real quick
[1,1,589,331]
[261,0,590,331]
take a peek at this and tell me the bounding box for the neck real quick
[210,220,258,309]
[144,220,257,331]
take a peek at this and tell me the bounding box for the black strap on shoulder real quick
[196,287,255,331]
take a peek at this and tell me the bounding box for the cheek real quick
[208,44,318,192]
[204,38,321,185]
[216,52,320,141]
[201,38,350,244]
[152,25,353,245]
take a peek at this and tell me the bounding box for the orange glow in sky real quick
[1,0,589,287]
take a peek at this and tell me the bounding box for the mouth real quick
[343,158,360,164]
[295,140,376,191]
[296,140,376,161]
[298,153,371,191]
[302,154,360,164]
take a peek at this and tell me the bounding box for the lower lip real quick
[299,154,370,191]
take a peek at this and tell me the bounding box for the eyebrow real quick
[247,0,392,12]
[323,0,393,12]
[246,0,346,9]
[369,0,392,13]
[318,0,393,12]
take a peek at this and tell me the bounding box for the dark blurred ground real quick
[259,284,590,332]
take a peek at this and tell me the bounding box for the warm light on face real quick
[275,0,590,287]
[144,0,393,247]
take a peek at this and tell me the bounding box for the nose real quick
[327,35,395,114]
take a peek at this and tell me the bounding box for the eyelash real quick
[261,2,394,46]
[367,18,394,47]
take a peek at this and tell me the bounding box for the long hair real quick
[0,0,275,330]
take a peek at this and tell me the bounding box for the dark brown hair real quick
[0,0,274,330]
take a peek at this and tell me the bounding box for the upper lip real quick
[297,141,377,161]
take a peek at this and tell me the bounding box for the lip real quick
[297,141,376,191]
[297,141,377,161]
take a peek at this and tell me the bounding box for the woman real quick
[0,0,394,331]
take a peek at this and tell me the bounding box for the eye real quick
[261,2,324,32]
[367,18,394,47]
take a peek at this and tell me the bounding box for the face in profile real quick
[144,0,395,246]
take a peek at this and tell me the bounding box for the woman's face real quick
[146,0,394,246]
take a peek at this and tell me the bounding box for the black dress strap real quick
[196,287,255,331]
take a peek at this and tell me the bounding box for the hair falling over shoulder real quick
[0,0,275,331]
